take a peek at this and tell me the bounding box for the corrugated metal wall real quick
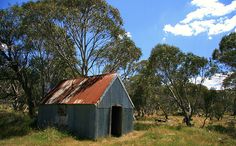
[38,104,96,139]
[98,78,133,108]
[122,108,133,134]
[38,104,57,126]
[95,108,110,137]
[96,78,133,137]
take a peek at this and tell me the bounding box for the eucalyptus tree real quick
[201,88,215,127]
[149,44,213,126]
[0,3,76,117]
[41,0,128,76]
[21,2,77,97]
[213,32,236,115]
[128,60,160,117]
[99,35,142,79]
[213,32,236,89]
[0,6,37,117]
[30,0,141,77]
[127,60,175,118]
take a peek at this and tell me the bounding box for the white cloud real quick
[193,73,227,90]
[208,15,236,35]
[163,0,236,38]
[182,0,236,23]
[164,24,193,36]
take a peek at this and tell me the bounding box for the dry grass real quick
[0,107,236,146]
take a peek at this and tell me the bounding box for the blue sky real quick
[1,0,236,60]
[106,0,236,59]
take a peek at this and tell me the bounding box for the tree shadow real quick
[0,110,33,140]
[206,121,236,139]
[134,121,164,131]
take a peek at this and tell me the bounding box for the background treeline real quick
[0,0,235,127]
[127,42,235,126]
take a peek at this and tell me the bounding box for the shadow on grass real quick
[134,122,158,131]
[166,124,183,131]
[206,122,236,139]
[0,110,33,140]
[134,121,185,131]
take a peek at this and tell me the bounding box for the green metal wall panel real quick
[38,104,96,139]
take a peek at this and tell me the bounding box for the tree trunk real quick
[15,70,35,118]
[165,114,169,121]
[159,105,168,120]
[25,87,35,118]
[201,116,208,128]
[233,98,236,116]
[183,115,192,126]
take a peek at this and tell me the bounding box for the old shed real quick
[38,73,134,139]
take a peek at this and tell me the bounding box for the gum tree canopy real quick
[43,0,141,76]
[149,44,212,126]
[213,32,236,89]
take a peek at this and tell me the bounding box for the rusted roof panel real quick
[42,73,116,104]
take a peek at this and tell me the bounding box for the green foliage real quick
[149,44,212,126]
[100,35,142,78]
[201,89,216,119]
[0,109,32,139]
[213,32,236,68]
[40,0,128,76]
[213,32,236,89]
[128,60,163,116]
[0,3,78,116]
[201,89,235,127]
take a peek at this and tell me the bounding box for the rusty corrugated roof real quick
[41,73,117,104]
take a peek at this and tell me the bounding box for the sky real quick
[1,0,235,89]
[106,0,236,59]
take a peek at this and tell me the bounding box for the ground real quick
[0,106,236,146]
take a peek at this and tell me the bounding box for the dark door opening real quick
[111,106,122,137]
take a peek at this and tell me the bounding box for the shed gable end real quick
[97,77,134,108]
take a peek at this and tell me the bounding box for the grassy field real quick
[0,107,236,146]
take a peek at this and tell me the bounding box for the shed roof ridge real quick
[75,72,117,79]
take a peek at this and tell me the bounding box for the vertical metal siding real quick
[38,104,96,139]
[96,108,110,137]
[96,78,133,137]
[98,78,133,108]
[38,105,58,127]
[122,108,133,134]
[72,105,96,139]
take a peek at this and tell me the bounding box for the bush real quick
[0,110,32,139]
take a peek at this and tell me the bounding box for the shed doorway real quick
[111,106,122,136]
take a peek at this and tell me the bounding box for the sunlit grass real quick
[0,107,236,146]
